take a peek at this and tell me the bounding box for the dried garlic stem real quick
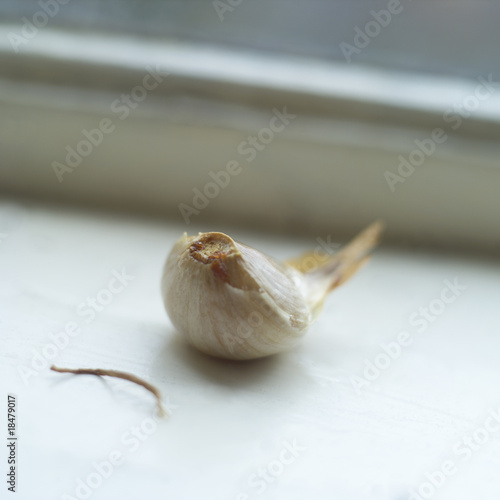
[50,365,166,418]
[295,220,384,318]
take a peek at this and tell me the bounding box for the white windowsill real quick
[1,199,499,499]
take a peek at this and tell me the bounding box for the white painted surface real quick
[1,199,499,500]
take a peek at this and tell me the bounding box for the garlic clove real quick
[162,231,311,360]
[161,222,383,360]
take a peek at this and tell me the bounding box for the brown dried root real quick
[50,365,167,418]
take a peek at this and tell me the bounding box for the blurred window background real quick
[1,1,499,80]
[1,1,499,251]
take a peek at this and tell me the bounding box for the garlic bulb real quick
[161,221,382,360]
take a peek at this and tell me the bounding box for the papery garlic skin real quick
[162,222,382,360]
[162,232,311,360]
